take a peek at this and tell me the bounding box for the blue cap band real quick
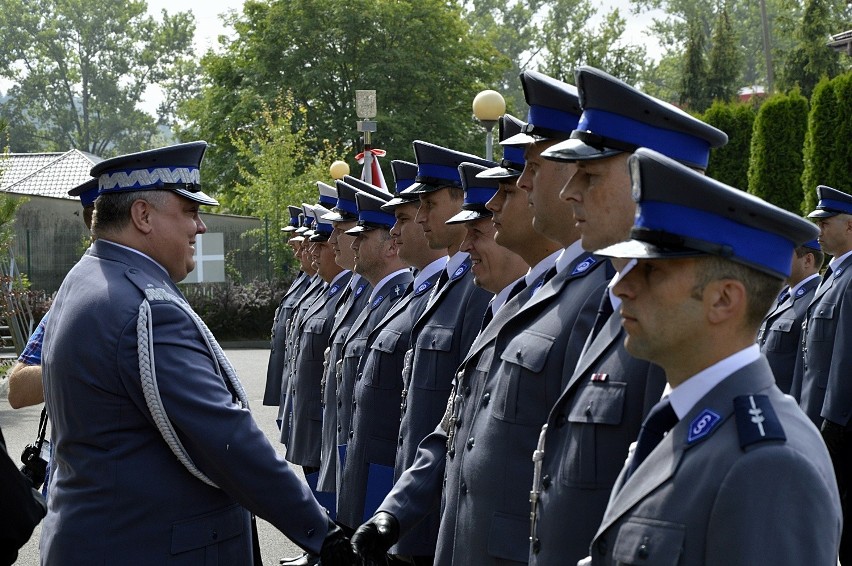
[528,105,581,136]
[314,221,332,234]
[465,187,498,206]
[502,145,526,168]
[360,209,396,227]
[417,163,462,184]
[336,198,358,215]
[396,178,415,192]
[319,194,336,207]
[637,200,795,277]
[817,198,852,215]
[578,108,712,168]
[79,188,99,207]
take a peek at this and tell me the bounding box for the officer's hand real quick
[350,512,399,563]
[319,517,356,566]
[821,419,845,455]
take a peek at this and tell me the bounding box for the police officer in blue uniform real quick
[282,208,352,491]
[336,190,413,529]
[527,65,728,566]
[757,239,821,393]
[583,148,841,566]
[263,205,317,406]
[41,142,352,565]
[794,184,852,562]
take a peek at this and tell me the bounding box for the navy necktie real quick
[590,292,615,342]
[625,398,678,480]
[819,266,833,289]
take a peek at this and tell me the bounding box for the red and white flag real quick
[356,148,389,191]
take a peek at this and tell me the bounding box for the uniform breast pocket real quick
[611,517,685,566]
[365,329,403,389]
[170,504,247,564]
[412,325,454,390]
[764,317,794,352]
[304,317,328,360]
[809,303,835,342]
[561,381,627,487]
[492,330,555,425]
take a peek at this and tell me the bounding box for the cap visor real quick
[595,239,706,260]
[541,138,622,163]
[321,210,347,222]
[807,209,839,219]
[381,196,418,211]
[401,182,440,195]
[500,132,539,147]
[446,209,492,224]
[175,188,219,206]
[476,166,521,180]
[344,224,377,235]
[282,226,298,232]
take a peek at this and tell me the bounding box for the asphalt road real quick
[0,348,309,565]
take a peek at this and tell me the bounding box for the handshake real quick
[294,512,400,566]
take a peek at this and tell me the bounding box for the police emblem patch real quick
[329,283,341,297]
[414,280,433,296]
[687,409,721,444]
[572,257,597,275]
[372,295,386,308]
[355,283,367,297]
[452,262,470,280]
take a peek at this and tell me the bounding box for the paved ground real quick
[1,348,311,565]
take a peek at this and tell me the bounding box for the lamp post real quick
[329,160,350,180]
[356,90,378,185]
[472,89,506,161]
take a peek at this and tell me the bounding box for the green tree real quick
[537,1,648,85]
[229,94,345,276]
[778,0,841,98]
[680,18,710,110]
[0,0,196,155]
[180,0,506,201]
[801,72,852,212]
[702,100,756,189]
[747,90,808,213]
[706,3,741,103]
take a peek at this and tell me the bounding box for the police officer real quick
[757,240,821,393]
[282,207,351,493]
[794,184,852,562]
[41,142,352,565]
[263,205,316,407]
[582,148,841,565]
[528,65,728,565]
[336,189,413,529]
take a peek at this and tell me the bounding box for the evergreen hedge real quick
[702,100,756,190]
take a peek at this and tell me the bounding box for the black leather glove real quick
[350,512,399,564]
[821,419,845,455]
[319,517,356,566]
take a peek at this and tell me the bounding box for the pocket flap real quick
[567,382,626,425]
[612,517,685,566]
[372,328,402,354]
[499,330,555,373]
[769,318,794,332]
[813,303,835,319]
[416,325,453,352]
[170,504,245,554]
[304,317,327,334]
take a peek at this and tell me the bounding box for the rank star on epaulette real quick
[734,395,786,449]
[452,262,470,280]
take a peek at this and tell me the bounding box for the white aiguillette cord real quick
[137,288,249,488]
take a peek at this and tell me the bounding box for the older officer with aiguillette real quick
[581,148,841,565]
[40,142,353,565]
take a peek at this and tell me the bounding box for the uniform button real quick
[399,435,403,445]
[455,418,462,428]
[356,372,362,381]
[638,537,650,559]
[464,386,471,398]
[532,538,541,554]
[516,350,522,359]
[337,425,342,433]
[542,475,551,489]
[482,392,490,406]
[432,338,437,346]
[467,437,475,450]
[556,414,567,428]
[460,482,467,495]
[349,431,354,439]
[337,400,342,408]
[212,530,218,540]
[448,448,455,458]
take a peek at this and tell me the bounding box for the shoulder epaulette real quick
[733,394,786,450]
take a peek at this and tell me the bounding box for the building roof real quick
[0,149,102,200]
